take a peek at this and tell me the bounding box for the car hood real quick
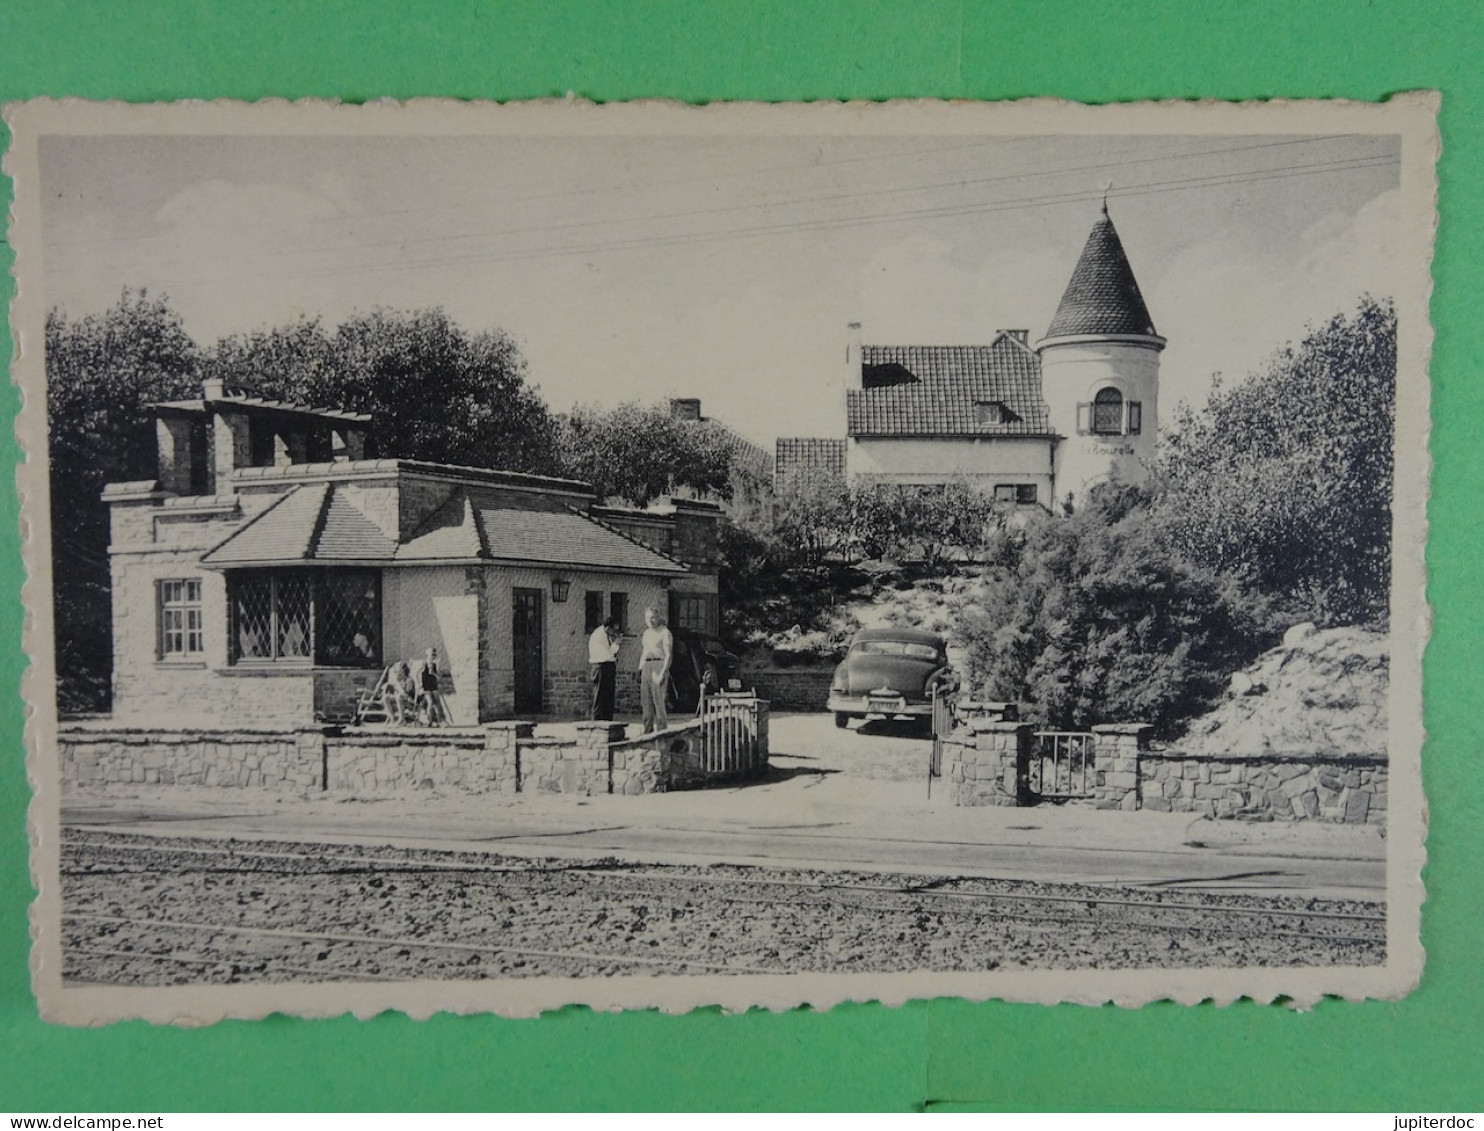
[834,654,943,697]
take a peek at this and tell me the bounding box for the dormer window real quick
[1077,388,1142,436]
[975,400,1022,426]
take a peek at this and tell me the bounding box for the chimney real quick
[845,321,863,390]
[669,398,702,422]
[202,377,225,402]
[997,329,1030,347]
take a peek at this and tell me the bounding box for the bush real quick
[958,485,1276,736]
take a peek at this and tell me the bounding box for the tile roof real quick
[202,484,397,565]
[846,337,1050,438]
[468,502,686,574]
[315,489,400,560]
[397,493,487,561]
[1042,210,1160,341]
[201,480,688,573]
[775,438,848,479]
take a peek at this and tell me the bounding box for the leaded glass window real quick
[229,569,380,666]
[316,572,381,666]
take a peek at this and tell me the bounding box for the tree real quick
[959,485,1271,736]
[771,468,851,569]
[1154,297,1396,628]
[47,292,201,711]
[205,308,560,474]
[846,479,1006,566]
[556,401,771,506]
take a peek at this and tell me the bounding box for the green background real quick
[0,0,1478,1112]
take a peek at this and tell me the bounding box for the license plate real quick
[868,696,906,713]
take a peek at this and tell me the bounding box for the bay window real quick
[228,569,381,666]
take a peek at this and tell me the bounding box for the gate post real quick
[1092,723,1152,811]
[949,720,1033,806]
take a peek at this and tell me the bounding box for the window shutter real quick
[1076,403,1091,434]
[1128,401,1142,435]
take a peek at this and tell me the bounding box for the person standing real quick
[588,615,621,721]
[637,605,673,734]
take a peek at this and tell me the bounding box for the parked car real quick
[827,627,956,731]
[666,629,743,713]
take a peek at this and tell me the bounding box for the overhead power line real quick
[45,150,1398,301]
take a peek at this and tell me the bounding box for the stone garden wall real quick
[608,700,771,794]
[324,723,526,793]
[60,726,323,791]
[939,718,1388,825]
[1090,724,1386,825]
[59,704,768,798]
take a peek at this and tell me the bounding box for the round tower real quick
[1036,204,1165,506]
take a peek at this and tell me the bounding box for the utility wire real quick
[48,151,1396,299]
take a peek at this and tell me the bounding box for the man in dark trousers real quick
[588,615,621,720]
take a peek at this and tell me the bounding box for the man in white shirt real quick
[588,616,622,720]
[638,605,673,734]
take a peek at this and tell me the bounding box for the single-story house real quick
[103,380,723,727]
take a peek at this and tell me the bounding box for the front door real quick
[512,587,544,715]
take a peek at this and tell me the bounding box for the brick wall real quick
[748,667,836,711]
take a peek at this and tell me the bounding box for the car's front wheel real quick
[834,711,851,729]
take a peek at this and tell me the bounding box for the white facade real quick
[847,436,1054,501]
[1037,337,1163,501]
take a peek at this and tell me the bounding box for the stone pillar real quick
[155,416,197,495]
[949,720,1033,806]
[575,722,627,795]
[490,720,535,791]
[483,723,525,793]
[339,427,367,462]
[1092,723,1152,811]
[212,409,251,489]
[282,427,310,465]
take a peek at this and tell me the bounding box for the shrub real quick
[958,485,1276,736]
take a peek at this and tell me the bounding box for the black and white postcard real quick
[5,95,1436,1023]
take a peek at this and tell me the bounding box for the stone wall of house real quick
[940,721,1033,806]
[538,669,644,718]
[1090,724,1387,825]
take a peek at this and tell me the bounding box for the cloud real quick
[1150,189,1400,418]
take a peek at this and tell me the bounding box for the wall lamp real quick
[550,577,571,603]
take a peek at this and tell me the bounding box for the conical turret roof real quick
[1042,206,1161,342]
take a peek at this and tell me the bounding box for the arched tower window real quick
[1092,387,1124,435]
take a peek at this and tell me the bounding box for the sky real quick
[38,128,1401,446]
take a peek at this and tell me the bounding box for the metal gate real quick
[695,689,765,776]
[927,687,956,797]
[1031,731,1097,800]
